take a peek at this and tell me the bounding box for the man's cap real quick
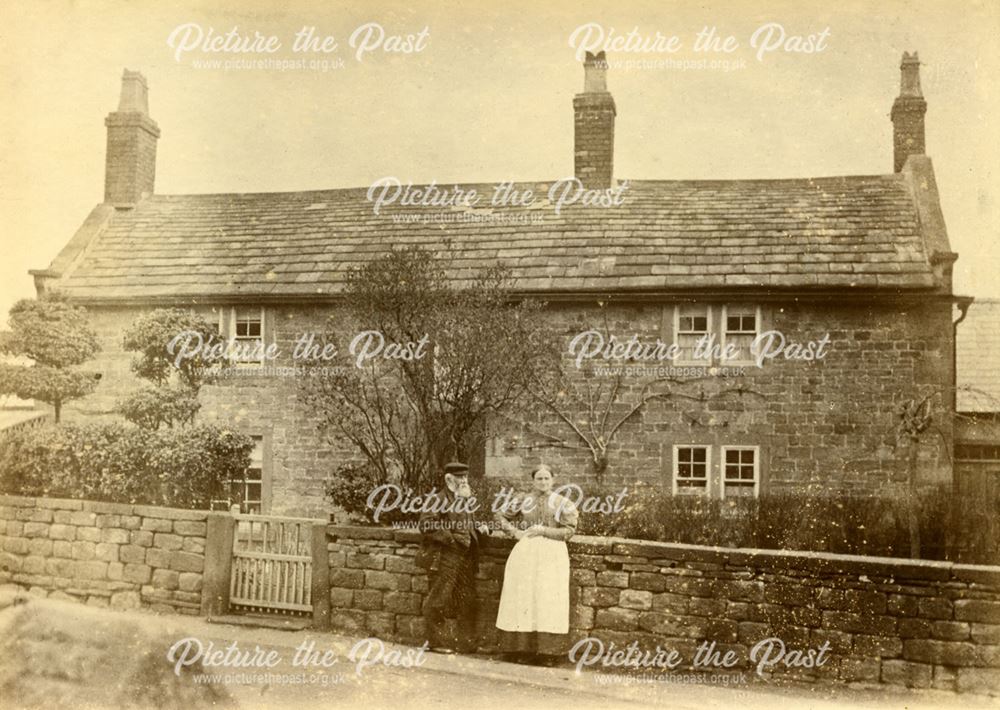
[444,461,469,475]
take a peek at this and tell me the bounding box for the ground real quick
[2,591,996,709]
[196,633,999,710]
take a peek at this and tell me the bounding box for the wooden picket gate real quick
[229,514,316,616]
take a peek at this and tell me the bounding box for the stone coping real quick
[326,524,1000,587]
[0,494,208,521]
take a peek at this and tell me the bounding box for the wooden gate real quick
[229,514,316,615]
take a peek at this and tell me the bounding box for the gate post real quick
[310,522,330,630]
[201,512,236,617]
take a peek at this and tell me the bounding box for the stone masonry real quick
[327,525,1000,695]
[0,494,207,614]
[57,294,954,517]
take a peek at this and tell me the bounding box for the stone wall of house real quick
[503,298,953,493]
[327,526,1000,694]
[0,494,207,614]
[59,295,954,516]
[55,304,349,519]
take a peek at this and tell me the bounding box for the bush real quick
[319,466,994,563]
[326,462,388,523]
[328,469,535,527]
[0,422,253,509]
[325,471,975,562]
[116,385,201,430]
[572,482,978,562]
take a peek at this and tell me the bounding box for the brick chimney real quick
[891,52,926,173]
[573,51,616,189]
[104,70,160,206]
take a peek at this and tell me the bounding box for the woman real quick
[495,464,578,665]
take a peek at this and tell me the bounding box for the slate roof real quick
[957,299,1000,413]
[46,175,939,302]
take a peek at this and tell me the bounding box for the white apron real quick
[495,535,570,633]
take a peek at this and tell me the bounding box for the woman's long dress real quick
[495,491,578,654]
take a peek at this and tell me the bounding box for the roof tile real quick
[51,176,936,299]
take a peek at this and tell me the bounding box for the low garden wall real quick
[327,525,1000,695]
[3,494,999,695]
[0,494,208,614]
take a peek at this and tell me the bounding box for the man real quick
[416,461,488,654]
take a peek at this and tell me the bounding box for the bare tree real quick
[302,247,557,493]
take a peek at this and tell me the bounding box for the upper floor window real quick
[669,303,762,366]
[219,306,266,365]
[675,305,711,364]
[721,305,760,364]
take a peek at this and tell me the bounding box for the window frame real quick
[220,306,267,366]
[211,432,272,514]
[233,306,265,366]
[720,445,760,499]
[720,304,761,366]
[673,304,713,366]
[672,444,712,496]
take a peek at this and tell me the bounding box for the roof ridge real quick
[145,173,904,200]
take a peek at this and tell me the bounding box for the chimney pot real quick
[899,51,923,97]
[583,51,609,93]
[574,52,616,190]
[890,51,927,173]
[117,70,150,113]
[104,69,160,206]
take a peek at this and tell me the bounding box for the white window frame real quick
[672,445,711,496]
[720,304,761,366]
[221,306,266,366]
[212,435,266,513]
[720,445,760,499]
[673,304,712,366]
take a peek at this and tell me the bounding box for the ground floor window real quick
[722,446,759,498]
[672,445,710,494]
[671,444,760,499]
[213,435,265,513]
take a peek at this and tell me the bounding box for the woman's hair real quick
[530,465,553,479]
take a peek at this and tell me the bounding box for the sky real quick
[0,0,997,321]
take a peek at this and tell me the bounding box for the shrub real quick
[326,462,389,523]
[325,471,992,564]
[117,308,222,430]
[0,422,252,509]
[328,469,534,527]
[469,474,531,529]
[573,482,987,564]
[116,385,201,430]
[149,426,254,509]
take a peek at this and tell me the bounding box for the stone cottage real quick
[31,53,962,517]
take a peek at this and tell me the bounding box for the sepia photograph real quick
[0,1,998,708]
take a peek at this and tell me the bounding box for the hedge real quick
[0,422,253,510]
